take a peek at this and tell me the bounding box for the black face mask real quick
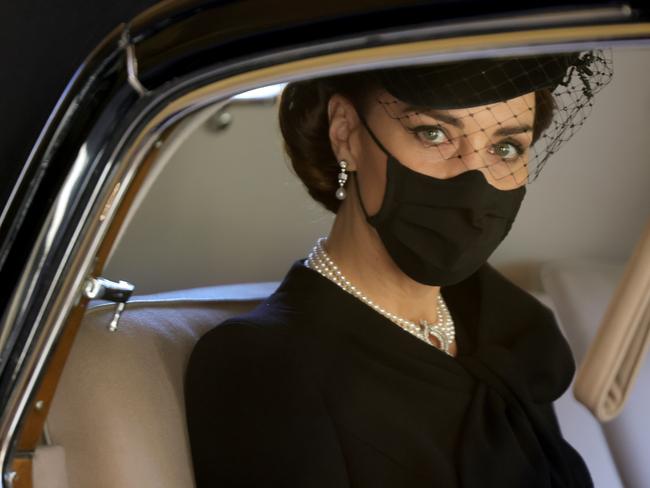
[353,115,527,286]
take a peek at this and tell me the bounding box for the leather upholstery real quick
[541,260,650,488]
[34,445,69,488]
[46,282,279,488]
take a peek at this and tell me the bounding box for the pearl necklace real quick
[304,237,456,356]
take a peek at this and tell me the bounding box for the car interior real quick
[5,20,650,488]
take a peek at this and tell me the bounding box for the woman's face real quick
[338,88,536,216]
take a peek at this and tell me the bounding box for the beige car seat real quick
[43,282,279,488]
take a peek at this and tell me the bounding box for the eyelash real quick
[406,125,450,145]
[496,139,525,158]
[406,124,527,161]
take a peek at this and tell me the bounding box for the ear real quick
[327,94,362,171]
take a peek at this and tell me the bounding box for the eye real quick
[408,125,449,145]
[488,141,523,161]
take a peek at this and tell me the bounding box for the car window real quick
[104,45,650,295]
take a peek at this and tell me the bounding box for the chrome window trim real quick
[1,14,649,484]
[0,23,128,273]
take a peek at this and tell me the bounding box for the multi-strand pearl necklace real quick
[304,237,456,356]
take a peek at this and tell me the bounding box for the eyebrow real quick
[402,105,532,137]
[493,125,532,137]
[403,106,465,129]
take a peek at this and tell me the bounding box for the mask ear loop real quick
[352,112,396,220]
[351,164,371,219]
[357,112,396,159]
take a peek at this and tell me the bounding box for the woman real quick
[185,51,612,487]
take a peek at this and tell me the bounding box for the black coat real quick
[185,258,592,487]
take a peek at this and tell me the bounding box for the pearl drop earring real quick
[335,160,348,200]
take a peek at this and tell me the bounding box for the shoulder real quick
[477,263,576,401]
[476,263,559,332]
[185,287,314,398]
[186,316,295,393]
[451,262,559,338]
[185,294,315,406]
[189,297,297,363]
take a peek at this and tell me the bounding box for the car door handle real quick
[83,277,135,332]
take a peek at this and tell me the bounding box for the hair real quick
[278,73,556,214]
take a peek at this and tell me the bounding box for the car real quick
[1,1,649,487]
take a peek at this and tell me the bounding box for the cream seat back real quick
[541,260,650,487]
[45,282,279,488]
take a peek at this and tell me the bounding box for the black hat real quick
[376,52,583,109]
